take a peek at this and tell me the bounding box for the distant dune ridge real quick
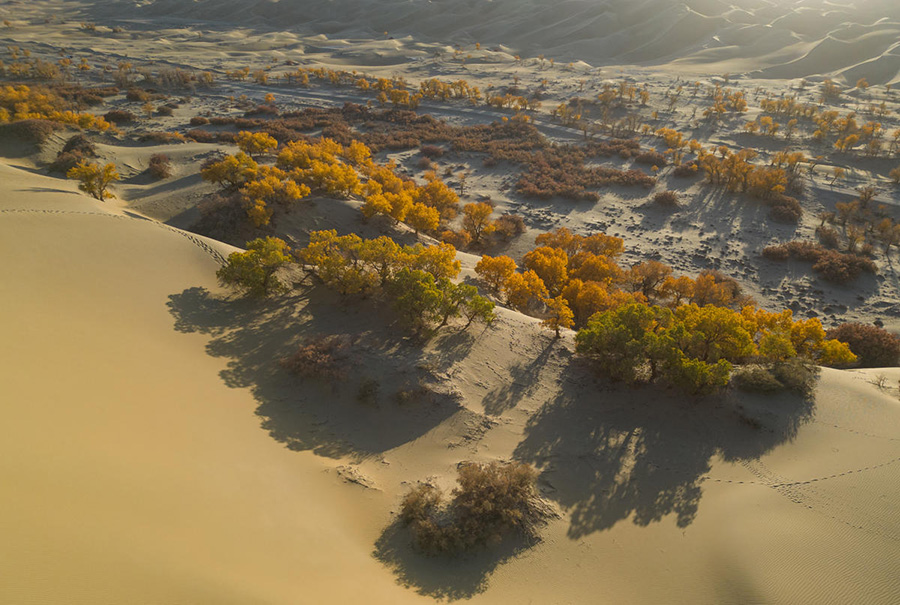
[106,0,900,82]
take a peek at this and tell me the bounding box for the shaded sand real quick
[2,161,900,603]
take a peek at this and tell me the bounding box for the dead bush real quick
[147,153,172,179]
[653,190,679,207]
[420,144,445,158]
[400,461,545,555]
[493,213,526,239]
[280,336,349,381]
[0,119,60,145]
[103,109,135,124]
[189,116,209,126]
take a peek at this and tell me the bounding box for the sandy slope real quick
[2,159,900,603]
[100,0,900,82]
[0,163,427,604]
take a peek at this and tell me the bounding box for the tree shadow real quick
[372,519,540,601]
[513,362,815,538]
[481,339,557,416]
[166,286,476,460]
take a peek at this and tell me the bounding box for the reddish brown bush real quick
[825,323,900,367]
[0,119,60,145]
[768,194,802,222]
[189,116,209,126]
[673,161,699,178]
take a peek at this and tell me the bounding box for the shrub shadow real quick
[167,286,475,460]
[372,519,539,601]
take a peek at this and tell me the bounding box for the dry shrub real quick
[156,105,174,117]
[812,250,875,283]
[634,150,667,166]
[826,323,900,367]
[493,213,526,239]
[416,156,433,170]
[245,104,279,116]
[48,150,86,173]
[280,336,349,380]
[189,116,209,126]
[767,194,802,222]
[420,144,445,158]
[400,461,544,555]
[653,190,679,207]
[0,119,60,145]
[61,133,96,156]
[733,360,819,396]
[147,153,172,179]
[762,244,790,261]
[816,226,840,249]
[138,131,186,144]
[125,88,151,102]
[103,109,136,124]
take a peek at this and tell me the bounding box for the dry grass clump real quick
[825,323,900,367]
[400,461,547,555]
[420,144,444,158]
[280,336,349,380]
[189,116,209,126]
[137,131,186,144]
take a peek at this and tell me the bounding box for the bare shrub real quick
[493,213,526,239]
[420,144,445,158]
[400,461,546,555]
[147,153,172,179]
[280,336,349,380]
[190,116,209,126]
[653,190,679,207]
[103,109,135,124]
[0,119,60,145]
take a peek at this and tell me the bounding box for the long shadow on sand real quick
[513,361,815,538]
[167,286,475,460]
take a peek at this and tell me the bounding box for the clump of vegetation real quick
[147,153,173,179]
[0,119,60,145]
[280,336,348,380]
[763,241,876,283]
[825,323,900,367]
[732,359,820,396]
[653,190,679,207]
[400,461,547,555]
[103,109,135,124]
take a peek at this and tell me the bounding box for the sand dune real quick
[2,158,900,603]
[100,0,900,81]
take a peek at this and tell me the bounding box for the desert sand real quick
[2,0,900,603]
